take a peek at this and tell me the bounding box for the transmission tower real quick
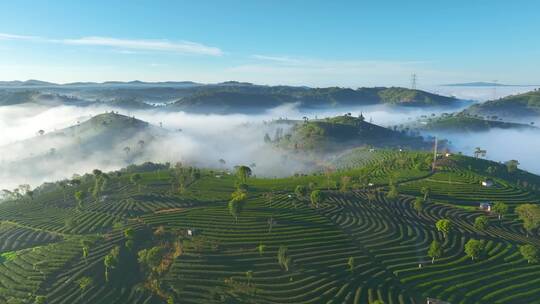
[411,73,417,90]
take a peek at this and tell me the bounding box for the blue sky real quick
[0,0,539,87]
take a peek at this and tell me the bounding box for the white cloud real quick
[0,33,40,41]
[251,54,299,64]
[63,36,222,56]
[0,32,222,56]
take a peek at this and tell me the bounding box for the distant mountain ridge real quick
[168,86,460,114]
[0,80,462,114]
[443,82,539,87]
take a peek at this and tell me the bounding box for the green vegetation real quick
[169,86,459,114]
[465,88,540,118]
[0,151,540,303]
[415,113,536,132]
[274,114,429,152]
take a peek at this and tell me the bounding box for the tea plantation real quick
[0,151,539,303]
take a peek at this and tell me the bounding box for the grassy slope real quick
[419,115,536,132]
[0,152,540,303]
[465,89,540,118]
[276,115,429,152]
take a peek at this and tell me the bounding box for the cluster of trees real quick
[170,162,201,194]
[91,169,109,201]
[228,166,252,223]
[293,184,324,209]
[431,218,487,262]
[515,204,540,237]
[103,246,120,282]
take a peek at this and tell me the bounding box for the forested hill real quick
[414,114,537,132]
[0,82,459,113]
[168,86,459,114]
[464,89,540,118]
[273,114,430,152]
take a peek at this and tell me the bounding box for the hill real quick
[0,152,540,303]
[273,114,431,152]
[413,113,537,132]
[0,90,90,106]
[0,81,460,113]
[464,89,540,119]
[169,86,460,114]
[0,112,164,188]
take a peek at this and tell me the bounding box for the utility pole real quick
[432,136,438,172]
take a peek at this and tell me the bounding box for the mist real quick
[0,103,309,190]
[0,98,538,191]
[424,128,540,175]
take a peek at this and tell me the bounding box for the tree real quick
[340,176,351,192]
[474,216,489,230]
[138,140,145,149]
[492,201,509,220]
[26,190,34,202]
[145,246,164,272]
[386,183,399,200]
[519,244,539,264]
[124,227,135,240]
[277,245,291,271]
[245,270,253,286]
[34,296,47,304]
[347,256,355,272]
[236,166,252,184]
[74,190,85,209]
[76,276,93,300]
[515,204,540,237]
[413,197,424,214]
[421,186,431,201]
[474,147,486,158]
[505,159,520,173]
[81,239,92,263]
[104,246,120,282]
[92,170,103,201]
[130,173,142,193]
[257,243,266,256]
[310,190,322,208]
[464,239,484,261]
[436,219,451,238]
[228,187,247,223]
[427,240,442,264]
[294,185,308,201]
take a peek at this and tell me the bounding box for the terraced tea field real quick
[0,153,538,303]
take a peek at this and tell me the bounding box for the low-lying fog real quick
[426,85,540,102]
[0,92,538,191]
